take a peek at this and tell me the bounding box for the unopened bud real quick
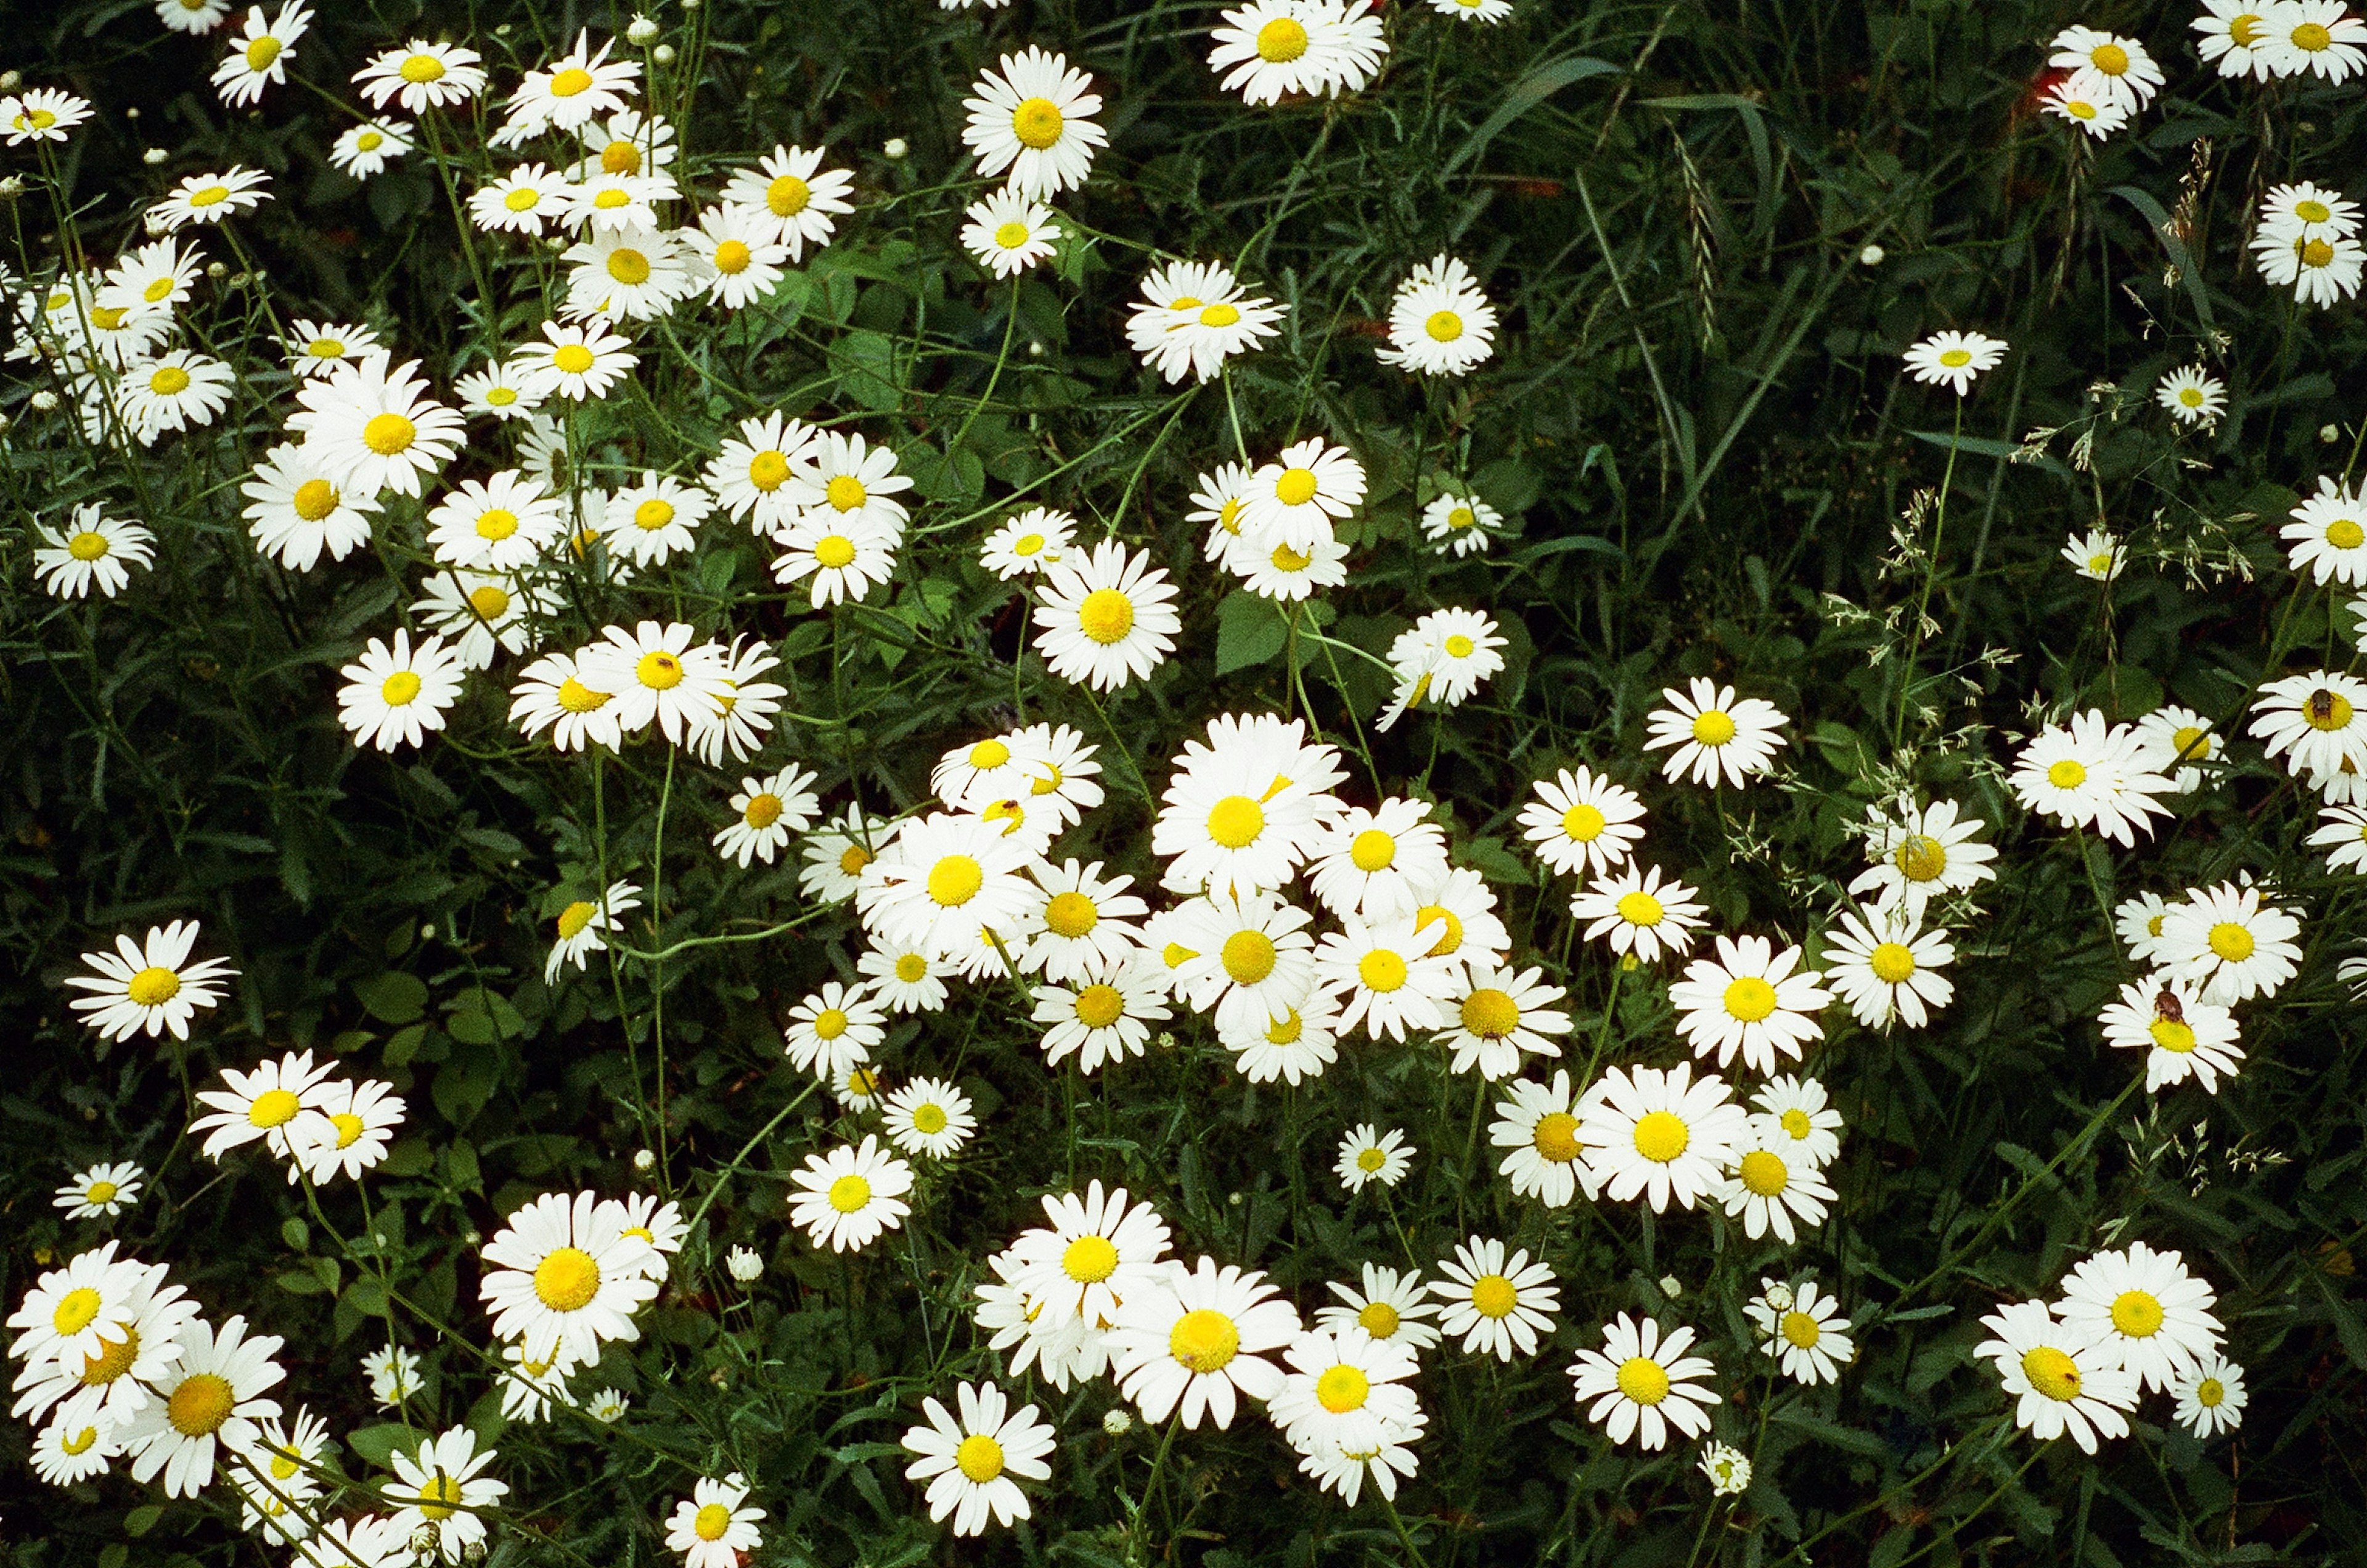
[143,147,168,166]
[882,137,909,161]
[1858,243,1884,266]
[652,44,675,64]
[626,14,660,44]
[632,1148,656,1171]
[30,389,59,412]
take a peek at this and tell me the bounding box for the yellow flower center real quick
[1723,976,1778,1022]
[52,1288,103,1336]
[1273,467,1319,506]
[416,1472,462,1520]
[1470,1275,1518,1318]
[246,36,282,68]
[1632,1109,1690,1162]
[955,1433,1006,1483]
[144,277,176,303]
[1559,802,1607,843]
[556,900,598,939]
[2111,1289,2164,1338]
[2149,1019,2197,1054]
[839,845,872,876]
[2230,13,2264,45]
[1461,988,1520,1040]
[2207,921,2254,962]
[128,965,182,1005]
[927,854,985,907]
[1532,1111,1580,1162]
[1169,1307,1240,1373]
[827,1174,872,1213]
[533,1246,602,1311]
[2327,518,2365,550]
[812,534,858,570]
[2021,1345,2082,1402]
[765,174,811,217]
[2090,41,2129,73]
[84,1180,119,1205]
[993,219,1032,250]
[1012,97,1066,149]
[468,584,510,621]
[1445,506,1476,532]
[332,1112,366,1148]
[2292,20,2332,50]
[399,52,448,84]
[61,1426,100,1456]
[2196,1377,2225,1408]
[380,670,422,706]
[1938,347,1973,368]
[247,1087,301,1128]
[1316,1364,1370,1413]
[1691,709,1738,746]
[635,650,684,689]
[910,1103,948,1134]
[1870,942,1918,984]
[824,473,867,512]
[1201,797,1270,852]
[1189,301,1238,329]
[1042,890,1099,939]
[166,1372,236,1437]
[67,532,110,562]
[1061,1234,1119,1283]
[552,343,596,375]
[1262,1009,1302,1045]
[601,141,641,176]
[1073,983,1125,1029]
[80,1329,139,1386]
[1780,1108,1812,1139]
[557,679,608,714]
[1257,17,1309,60]
[741,793,784,830]
[2046,759,2087,790]
[362,412,416,455]
[1358,1301,1400,1336]
[2305,690,2353,731]
[630,497,674,533]
[1359,949,1408,993]
[149,364,192,396]
[1781,1310,1821,1348]
[88,304,130,330]
[1445,634,1476,658]
[1425,309,1464,342]
[1408,905,1460,958]
[549,65,595,96]
[1616,1357,1670,1405]
[189,185,231,207]
[606,248,652,286]
[738,451,788,494]
[712,238,751,274]
[1344,828,1396,873]
[1738,1149,1790,1197]
[811,1008,848,1041]
[1616,891,1664,928]
[505,186,542,211]
[1221,929,1278,985]
[894,953,929,982]
[1077,588,1135,644]
[2301,237,2336,268]
[693,1502,732,1541]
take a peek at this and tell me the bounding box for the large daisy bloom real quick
[787,429,912,539]
[576,621,732,745]
[336,629,466,753]
[2258,0,2367,80]
[719,144,856,260]
[1376,253,1496,376]
[211,4,308,107]
[1267,1326,1422,1456]
[1154,711,1347,896]
[1847,794,1997,917]
[1717,1131,1836,1243]
[857,811,1035,960]
[8,1241,156,1369]
[1575,1061,1746,1213]
[1642,677,1789,787]
[1490,1069,1595,1207]
[1005,1180,1174,1331]
[2249,670,2367,791]
[1105,1257,1301,1428]
[1975,1299,2138,1454]
[1122,259,1288,385]
[386,1425,508,1563]
[962,47,1106,200]
[563,227,697,323]
[1428,1236,1558,1362]
[285,353,465,499]
[1036,959,1175,1074]
[2047,25,2164,110]
[665,1472,766,1567]
[1821,909,1955,1031]
[1667,933,1830,1072]
[1746,1278,1857,1384]
[65,920,237,1042]
[788,1136,914,1253]
[243,444,382,571]
[117,349,234,444]
[684,202,790,308]
[2193,0,2281,78]
[705,411,818,538]
[1012,859,1147,983]
[1569,864,1706,963]
[120,1313,284,1498]
[1567,1314,1718,1452]
[1031,538,1182,691]
[1439,963,1571,1080]
[961,189,1062,277]
[772,510,900,607]
[2154,882,2303,1005]
[478,1190,661,1368]
[2055,1241,2224,1395]
[33,507,157,601]
[470,163,569,235]
[425,470,564,573]
[2281,475,2367,587]
[187,1049,337,1161]
[354,40,486,113]
[2254,224,2365,308]
[1208,0,1389,105]
[1314,914,1459,1042]
[499,30,639,139]
[1902,329,2006,394]
[516,319,639,402]
[900,1381,1056,1537]
[1237,438,1367,555]
[1519,765,1646,881]
[2008,710,2175,846]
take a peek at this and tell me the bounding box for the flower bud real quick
[627,14,660,44]
[143,147,168,166]
[726,1245,762,1282]
[883,138,909,161]
[1859,243,1884,266]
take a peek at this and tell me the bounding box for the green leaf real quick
[1215,593,1288,674]
[354,971,428,1026]
[123,1506,163,1538]
[1443,55,1621,177]
[346,1423,413,1469]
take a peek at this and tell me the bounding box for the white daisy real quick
[1375,253,1496,376]
[1123,258,1288,385]
[1437,963,1570,1080]
[1420,489,1503,557]
[899,1381,1056,1538]
[719,144,855,260]
[1105,1256,1301,1427]
[713,765,820,868]
[2282,475,2367,587]
[147,166,272,232]
[33,506,155,600]
[1237,437,1366,555]
[64,920,237,1042]
[1668,933,1831,1071]
[1333,1125,1414,1192]
[1428,1236,1558,1361]
[1901,329,2006,394]
[2157,881,2304,1004]
[542,880,642,983]
[211,2,308,107]
[470,163,569,235]
[1267,1325,1422,1456]
[2008,709,2176,846]
[1033,955,1175,1074]
[2172,1354,2246,1439]
[576,620,732,745]
[2250,670,2367,790]
[515,318,638,402]
[800,805,891,904]
[2193,0,2281,79]
[1566,1314,1719,1451]
[979,507,1076,579]
[1031,537,1181,691]
[55,1161,144,1219]
[1848,794,1997,917]
[2258,0,2367,80]
[1975,1299,2138,1454]
[335,629,465,753]
[1746,1278,1856,1384]
[385,1425,507,1563]
[329,119,411,179]
[2155,365,2227,427]
[1643,677,1789,788]
[1749,1074,1842,1168]
[2133,705,2222,794]
[682,203,788,308]
[961,189,1062,277]
[187,1049,337,1161]
[1490,1069,1594,1207]
[453,357,546,420]
[2056,1241,2223,1395]
[1576,1061,1746,1212]
[1821,908,1955,1031]
[1717,1131,1836,1243]
[478,1190,661,1367]
[2100,973,2246,1093]
[664,1472,766,1568]
[563,226,696,322]
[881,1077,975,1159]
[354,39,486,114]
[1208,0,1389,105]
[705,411,819,537]
[1314,1262,1441,1350]
[286,1077,406,1184]
[857,811,1035,961]
[286,352,464,499]
[120,1313,285,1498]
[782,981,886,1081]
[1569,863,1706,963]
[497,30,637,139]
[962,47,1106,200]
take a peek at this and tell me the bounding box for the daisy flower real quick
[147,166,272,231]
[1491,1070,1594,1207]
[116,349,234,445]
[2310,802,2367,872]
[1294,1413,1427,1506]
[470,163,569,235]
[963,47,1106,200]
[800,804,889,904]
[2257,227,2366,308]
[1718,1132,1836,1243]
[787,429,912,542]
[287,352,464,499]
[7,1241,155,1368]
[1386,607,1506,709]
[1576,1061,1746,1212]
[1567,1314,1718,1451]
[597,470,711,566]
[1643,676,1789,788]
[857,811,1035,960]
[584,1389,630,1423]
[1430,0,1511,17]
[577,620,732,745]
[2155,881,2303,1005]
[354,40,486,114]
[1976,1299,2138,1454]
[1376,253,1497,376]
[453,358,544,420]
[386,1426,507,1562]
[1749,1074,1842,1167]
[287,1077,406,1184]
[1439,963,1571,1080]
[1821,908,1955,1031]
[542,881,641,983]
[499,30,637,138]
[1036,957,1177,1074]
[2061,527,2124,583]
[1106,1257,1301,1427]
[563,227,696,322]
[705,411,818,538]
[2040,80,2132,139]
[424,470,563,572]
[1315,914,1459,1041]
[1668,934,1830,1072]
[412,569,554,670]
[2282,475,2367,587]
[2250,669,2367,790]
[664,1472,764,1568]
[571,108,677,182]
[1013,860,1147,984]
[2258,0,2367,80]
[1746,1278,1855,1384]
[211,3,308,108]
[1519,765,1646,881]
[1032,538,1182,690]
[33,506,155,600]
[962,189,1063,278]
[1570,863,1705,962]
[1315,1263,1441,1350]
[2100,973,2244,1092]
[1307,798,1449,920]
[881,1077,975,1159]
[2056,1241,2223,1395]
[1420,489,1503,556]
[2193,0,2281,78]
[65,919,237,1042]
[1238,437,1367,554]
[329,119,412,179]
[682,203,788,308]
[1208,0,1389,105]
[899,1382,1056,1538]
[719,144,856,259]
[2172,1354,2246,1439]
[158,0,232,31]
[1225,986,1345,1084]
[12,1252,200,1435]
[559,169,678,234]
[979,506,1075,579]
[362,1343,420,1407]
[1428,1237,1558,1361]
[1407,865,1511,978]
[1849,794,1997,917]
[782,981,886,1080]
[1006,1181,1174,1335]
[188,1049,337,1161]
[32,1414,121,1486]
[2155,365,2227,427]
[516,319,637,402]
[2048,23,2164,109]
[2128,704,2220,795]
[1902,329,2006,394]
[101,239,203,314]
[509,651,621,754]
[479,1190,662,1366]
[1267,1326,1422,1456]
[120,1315,285,1498]
[1122,258,1289,385]
[1333,1125,1413,1191]
[1154,711,1347,896]
[2008,709,2175,846]
[858,942,948,1013]
[280,319,379,380]
[56,1161,144,1219]
[1190,461,1259,561]
[713,765,820,867]
[335,629,464,753]
[2261,181,2363,244]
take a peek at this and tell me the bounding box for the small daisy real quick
[713,766,820,868]
[115,349,234,446]
[147,166,272,232]
[1420,489,1503,557]
[719,144,856,260]
[211,3,308,108]
[363,1343,422,1407]
[682,203,788,309]
[1576,1061,1746,1213]
[706,411,819,538]
[7,1242,156,1370]
[2099,973,2244,1093]
[584,1388,631,1422]
[157,0,232,31]
[542,881,642,983]
[1746,1278,1856,1384]
[120,1314,285,1498]
[1821,908,1955,1031]
[1190,462,1259,563]
[287,1077,406,1184]
[1668,934,1831,1072]
[1643,677,1789,788]
[1314,1263,1441,1350]
[2048,24,2165,108]
[424,470,563,572]
[1333,1124,1413,1191]
[2130,705,2221,795]
[329,118,412,179]
[2258,227,2366,308]
[899,1381,1057,1538]
[1032,538,1182,690]
[2282,475,2367,587]
[1428,1236,1558,1362]
[1105,1256,1301,1427]
[1267,1326,1422,1456]
[1717,1131,1836,1243]
[2061,527,2125,583]
[881,1077,975,1159]
[979,507,1075,579]
[664,1472,766,1568]
[2056,1241,2223,1395]
[800,805,890,904]
[2155,365,2227,427]
[2156,882,2303,1005]
[962,47,1106,200]
[500,30,639,139]
[2040,81,2132,139]
[1438,963,1571,1080]
[452,358,545,421]
[33,506,155,600]
[281,319,380,380]
[55,1161,144,1219]
[598,471,713,566]
[2193,0,2281,79]
[100,239,202,314]
[1306,798,1448,920]
[287,352,465,499]
[1490,1069,1594,1209]
[563,227,696,322]
[1388,607,1506,709]
[1976,1299,2138,1455]
[783,981,887,1080]
[1569,863,1706,963]
[509,651,622,754]
[2172,1354,2247,1439]
[1848,794,1997,918]
[336,629,465,753]
[386,1425,507,1563]
[1375,253,1496,377]
[2250,669,2367,790]
[2009,709,2175,846]
[1567,1313,1719,1451]
[1013,860,1148,984]
[1519,765,1646,881]
[188,1049,337,1161]
[788,429,912,539]
[354,40,487,114]
[1429,0,1512,18]
[789,1135,915,1252]
[470,164,570,235]
[858,942,949,1014]
[517,318,637,402]
[412,568,555,670]
[1902,329,2006,394]
[31,1414,121,1486]
[1406,865,1511,978]
[1750,1074,1842,1167]
[1033,956,1174,1074]
[65,920,237,1042]
[1208,0,1390,105]
[1238,437,1367,554]
[962,189,1062,277]
[2310,802,2367,872]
